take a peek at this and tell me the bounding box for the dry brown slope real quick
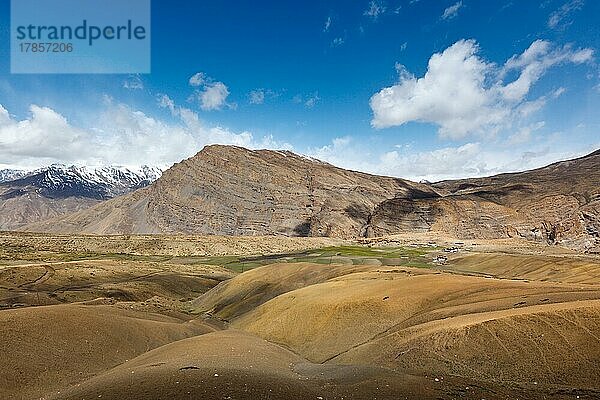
[334,298,600,388]
[189,263,600,390]
[447,252,600,284]
[0,258,233,309]
[23,187,160,235]
[0,303,215,400]
[327,150,599,251]
[192,262,376,320]
[47,330,551,400]
[233,270,600,360]
[0,187,98,230]
[47,331,325,400]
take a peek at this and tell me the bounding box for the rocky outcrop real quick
[426,150,600,251]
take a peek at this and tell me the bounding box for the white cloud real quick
[188,72,231,111]
[442,1,463,20]
[249,89,265,105]
[500,40,592,102]
[122,75,144,90]
[158,94,176,114]
[552,87,567,98]
[199,82,230,111]
[248,89,279,105]
[324,16,332,32]
[371,40,506,138]
[517,98,546,117]
[400,42,407,51]
[364,1,386,19]
[307,135,596,182]
[370,39,594,139]
[189,72,206,87]
[309,138,485,181]
[0,105,90,164]
[0,104,10,126]
[514,86,566,118]
[507,121,545,145]
[548,0,584,29]
[0,101,291,169]
[304,92,320,108]
[292,92,320,108]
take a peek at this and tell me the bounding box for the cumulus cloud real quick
[188,72,231,110]
[0,104,11,125]
[442,1,463,20]
[309,137,485,181]
[370,39,594,139]
[0,100,290,169]
[548,0,584,29]
[364,1,386,19]
[0,105,90,164]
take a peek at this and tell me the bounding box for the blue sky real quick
[0,0,598,181]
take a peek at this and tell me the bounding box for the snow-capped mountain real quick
[0,164,164,230]
[5,164,163,200]
[0,169,29,183]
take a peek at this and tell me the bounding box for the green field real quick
[201,245,436,273]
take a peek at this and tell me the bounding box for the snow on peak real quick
[1,164,164,199]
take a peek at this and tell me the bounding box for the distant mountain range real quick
[0,164,162,230]
[22,146,600,253]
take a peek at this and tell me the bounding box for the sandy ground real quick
[0,231,345,258]
[1,233,600,399]
[0,304,216,400]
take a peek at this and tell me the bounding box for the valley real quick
[1,232,599,399]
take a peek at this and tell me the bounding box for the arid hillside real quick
[3,233,600,400]
[425,149,600,250]
[24,146,600,252]
[24,145,436,238]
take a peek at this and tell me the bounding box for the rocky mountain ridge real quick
[0,169,28,183]
[21,146,600,252]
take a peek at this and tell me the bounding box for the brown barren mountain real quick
[25,146,600,252]
[24,145,437,238]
